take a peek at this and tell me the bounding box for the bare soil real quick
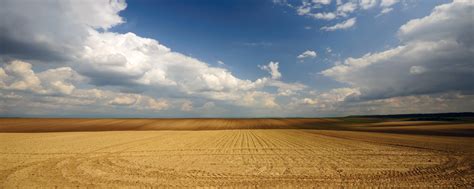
[0,118,472,187]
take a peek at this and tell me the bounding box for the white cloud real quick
[0,60,174,114]
[379,7,394,15]
[38,68,79,95]
[0,60,84,95]
[259,61,282,80]
[295,1,338,20]
[337,2,358,17]
[271,80,307,96]
[1,60,42,92]
[241,91,280,108]
[0,58,301,115]
[380,0,399,7]
[80,31,269,97]
[145,97,169,111]
[312,0,331,5]
[323,0,474,100]
[321,17,356,31]
[360,0,378,10]
[181,101,193,111]
[297,91,474,116]
[287,88,473,116]
[2,0,471,117]
[297,50,317,60]
[398,0,473,43]
[296,1,313,16]
[311,12,337,20]
[0,0,127,61]
[217,60,225,65]
[277,0,405,31]
[303,98,318,105]
[0,0,210,100]
[296,87,361,108]
[109,95,137,106]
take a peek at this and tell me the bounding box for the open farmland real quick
[0,118,473,187]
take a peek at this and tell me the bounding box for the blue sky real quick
[112,0,449,90]
[0,0,472,117]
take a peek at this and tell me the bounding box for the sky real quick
[0,0,473,117]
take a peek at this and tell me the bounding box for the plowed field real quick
[0,119,473,187]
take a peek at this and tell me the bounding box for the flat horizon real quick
[1,0,473,187]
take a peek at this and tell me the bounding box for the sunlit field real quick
[1,118,472,187]
[1,0,474,187]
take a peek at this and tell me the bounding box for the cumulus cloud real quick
[0,60,42,93]
[380,0,399,7]
[322,0,474,100]
[321,18,356,31]
[287,0,363,21]
[181,101,193,111]
[312,0,331,5]
[0,0,126,61]
[2,0,472,117]
[0,59,300,116]
[276,0,408,30]
[288,88,474,117]
[398,0,473,44]
[378,0,399,15]
[80,31,271,97]
[297,50,317,60]
[259,61,282,80]
[2,0,295,103]
[0,60,172,115]
[360,0,378,10]
[0,0,181,92]
[298,88,360,107]
[0,60,83,95]
[336,2,357,17]
[311,12,337,20]
[241,91,279,108]
[295,1,338,20]
[144,97,169,111]
[1,0,314,116]
[271,80,307,96]
[109,95,137,106]
[38,68,79,95]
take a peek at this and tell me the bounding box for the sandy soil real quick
[0,119,473,187]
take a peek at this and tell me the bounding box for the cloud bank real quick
[1,0,472,117]
[322,0,474,100]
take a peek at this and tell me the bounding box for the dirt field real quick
[0,118,473,187]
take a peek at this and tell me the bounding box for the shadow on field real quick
[0,116,473,137]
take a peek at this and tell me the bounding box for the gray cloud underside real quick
[1,0,473,117]
[322,0,474,101]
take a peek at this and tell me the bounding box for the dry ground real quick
[0,118,473,187]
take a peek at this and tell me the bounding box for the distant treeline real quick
[348,112,474,121]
